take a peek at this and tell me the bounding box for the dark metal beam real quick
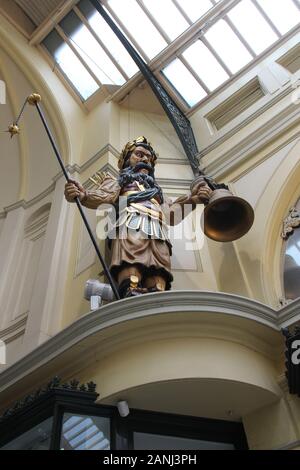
[90,0,201,175]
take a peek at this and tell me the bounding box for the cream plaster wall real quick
[0,7,299,452]
[0,71,21,212]
[243,392,300,450]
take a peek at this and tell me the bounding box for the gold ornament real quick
[27,93,42,105]
[130,275,139,289]
[7,123,20,139]
[89,170,108,187]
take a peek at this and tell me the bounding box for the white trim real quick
[0,289,284,396]
[0,314,28,343]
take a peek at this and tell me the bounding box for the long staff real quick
[7,93,120,300]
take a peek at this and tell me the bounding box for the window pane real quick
[284,200,300,301]
[175,0,213,22]
[78,0,138,78]
[61,414,110,450]
[256,0,300,35]
[205,20,252,73]
[60,11,125,85]
[162,59,207,106]
[1,417,53,450]
[44,30,99,100]
[227,0,278,54]
[142,0,189,41]
[108,0,168,59]
[183,40,229,90]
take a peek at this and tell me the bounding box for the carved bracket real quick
[0,377,98,422]
[282,207,300,240]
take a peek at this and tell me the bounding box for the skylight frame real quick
[40,0,300,110]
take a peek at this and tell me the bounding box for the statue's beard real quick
[118,162,163,203]
[132,161,154,176]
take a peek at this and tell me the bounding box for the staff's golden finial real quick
[6,123,20,139]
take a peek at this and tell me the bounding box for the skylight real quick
[141,0,189,41]
[205,19,253,73]
[256,0,300,35]
[77,1,138,77]
[42,0,300,106]
[162,59,207,106]
[174,0,214,22]
[107,0,167,59]
[60,14,126,85]
[227,0,278,54]
[182,40,229,91]
[44,30,99,100]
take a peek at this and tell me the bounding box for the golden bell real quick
[203,188,254,242]
[190,176,254,242]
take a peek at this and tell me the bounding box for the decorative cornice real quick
[0,376,98,422]
[0,142,193,219]
[0,183,55,218]
[0,314,28,343]
[277,298,300,328]
[281,207,300,240]
[0,290,292,398]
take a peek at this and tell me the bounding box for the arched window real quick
[282,199,300,301]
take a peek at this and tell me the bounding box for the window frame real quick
[0,386,248,450]
[38,0,300,114]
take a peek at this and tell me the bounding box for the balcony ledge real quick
[0,290,295,411]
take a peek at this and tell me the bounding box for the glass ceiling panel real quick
[183,40,229,91]
[227,0,278,55]
[44,30,99,100]
[42,0,299,107]
[162,59,207,106]
[175,0,214,22]
[107,0,168,59]
[141,0,189,41]
[256,0,300,35]
[77,0,139,77]
[205,19,253,73]
[60,11,125,85]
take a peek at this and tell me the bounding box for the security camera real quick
[117,400,130,417]
[84,279,114,310]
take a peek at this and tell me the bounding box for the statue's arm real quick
[64,175,121,209]
[162,182,212,226]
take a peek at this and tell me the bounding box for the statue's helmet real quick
[118,136,158,170]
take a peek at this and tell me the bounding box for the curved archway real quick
[259,138,300,304]
[0,21,71,172]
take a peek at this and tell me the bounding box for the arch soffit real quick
[258,137,300,303]
[0,24,71,171]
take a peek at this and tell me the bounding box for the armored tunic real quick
[82,174,191,288]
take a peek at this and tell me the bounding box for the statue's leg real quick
[117,264,148,298]
[143,274,166,292]
[117,264,142,285]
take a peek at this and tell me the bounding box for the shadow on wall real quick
[215,242,257,299]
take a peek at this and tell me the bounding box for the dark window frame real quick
[0,389,248,450]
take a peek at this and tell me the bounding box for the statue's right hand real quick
[64,179,86,202]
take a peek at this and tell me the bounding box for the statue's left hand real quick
[190,181,213,204]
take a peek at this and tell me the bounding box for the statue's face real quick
[128,146,153,174]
